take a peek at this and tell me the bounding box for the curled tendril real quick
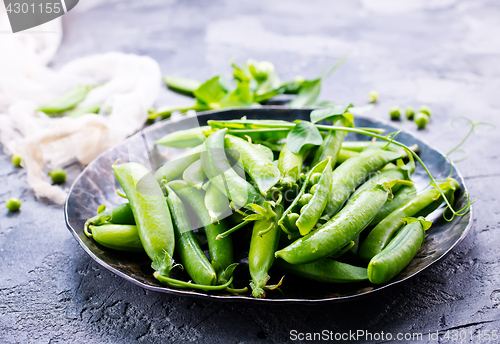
[447,117,495,157]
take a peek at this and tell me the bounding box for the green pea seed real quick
[300,204,308,214]
[310,184,318,195]
[368,90,379,103]
[414,113,430,129]
[299,193,313,207]
[49,168,67,184]
[11,154,22,168]
[419,105,432,116]
[405,106,415,120]
[287,212,300,225]
[310,173,322,185]
[389,106,401,120]
[6,198,21,211]
[299,173,306,183]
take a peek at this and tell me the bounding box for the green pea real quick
[368,90,379,103]
[287,212,300,225]
[6,198,21,211]
[299,204,308,214]
[299,193,313,207]
[405,106,415,120]
[389,106,401,120]
[48,168,66,184]
[310,173,322,185]
[414,113,429,129]
[419,105,432,116]
[11,154,22,168]
[310,184,318,195]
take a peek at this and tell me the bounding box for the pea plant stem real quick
[245,121,467,220]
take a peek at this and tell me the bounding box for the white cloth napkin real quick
[0,9,162,204]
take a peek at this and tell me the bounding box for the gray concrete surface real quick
[1,0,500,343]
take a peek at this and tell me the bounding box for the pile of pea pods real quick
[84,110,460,298]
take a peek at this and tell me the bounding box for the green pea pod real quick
[88,224,144,252]
[369,185,416,226]
[341,141,419,155]
[182,159,207,189]
[275,184,391,265]
[359,178,459,261]
[349,160,414,200]
[155,126,210,148]
[113,163,175,261]
[201,129,264,209]
[84,202,135,234]
[296,157,333,236]
[249,203,284,298]
[224,134,280,195]
[67,103,101,118]
[205,182,231,223]
[154,144,205,183]
[38,85,93,115]
[311,116,352,167]
[166,186,217,286]
[278,158,330,235]
[167,180,234,270]
[253,142,274,162]
[227,128,290,143]
[274,259,368,283]
[278,143,307,187]
[368,217,432,284]
[164,76,201,96]
[323,149,403,218]
[336,149,359,165]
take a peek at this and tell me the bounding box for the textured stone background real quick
[1,0,500,343]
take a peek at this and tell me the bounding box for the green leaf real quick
[151,252,179,276]
[310,104,354,123]
[219,81,254,107]
[193,76,228,106]
[288,78,322,108]
[286,120,323,154]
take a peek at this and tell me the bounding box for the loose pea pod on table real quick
[358,178,459,261]
[38,85,94,115]
[368,217,432,284]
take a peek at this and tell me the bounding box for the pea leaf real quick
[310,103,354,123]
[286,120,323,154]
[193,76,227,106]
[219,81,255,107]
[288,78,321,108]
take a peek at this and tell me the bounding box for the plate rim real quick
[64,106,473,304]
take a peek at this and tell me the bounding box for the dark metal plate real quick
[64,107,472,304]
